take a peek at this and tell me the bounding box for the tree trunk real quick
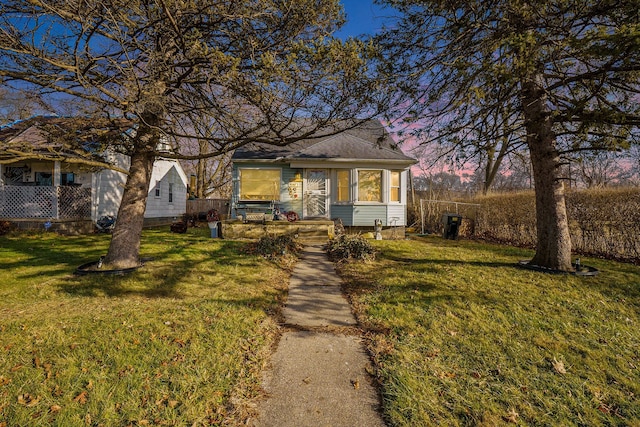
[521,74,573,271]
[104,121,158,269]
[196,139,207,198]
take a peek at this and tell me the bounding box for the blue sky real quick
[336,0,394,38]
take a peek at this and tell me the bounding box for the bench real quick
[234,200,275,223]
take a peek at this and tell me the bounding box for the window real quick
[239,168,281,200]
[390,171,401,202]
[357,170,382,202]
[336,170,350,202]
[35,172,52,186]
[168,183,174,203]
[155,180,161,198]
[60,172,75,186]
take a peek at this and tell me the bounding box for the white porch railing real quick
[0,185,92,219]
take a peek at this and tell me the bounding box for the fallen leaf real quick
[43,363,52,380]
[351,378,360,390]
[74,391,88,405]
[302,377,311,384]
[503,408,519,423]
[10,364,23,372]
[49,404,62,413]
[552,357,567,374]
[0,376,12,386]
[17,393,40,407]
[168,400,179,408]
[437,371,457,379]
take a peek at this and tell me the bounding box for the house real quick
[0,116,188,232]
[230,120,416,230]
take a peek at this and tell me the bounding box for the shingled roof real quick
[0,116,133,164]
[232,120,415,165]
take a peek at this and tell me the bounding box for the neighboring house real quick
[0,116,187,231]
[230,120,416,227]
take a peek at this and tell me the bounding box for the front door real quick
[304,169,328,218]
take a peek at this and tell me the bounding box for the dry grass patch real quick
[338,236,640,426]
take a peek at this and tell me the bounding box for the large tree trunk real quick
[104,120,158,269]
[521,74,573,271]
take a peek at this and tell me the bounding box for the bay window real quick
[390,171,401,202]
[357,170,382,202]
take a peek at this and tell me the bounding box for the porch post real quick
[53,161,60,219]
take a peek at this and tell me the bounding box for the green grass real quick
[0,228,289,426]
[338,236,640,426]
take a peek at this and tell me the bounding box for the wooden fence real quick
[186,199,231,219]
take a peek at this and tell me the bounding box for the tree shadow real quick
[56,239,254,299]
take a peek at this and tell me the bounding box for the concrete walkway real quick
[253,245,386,427]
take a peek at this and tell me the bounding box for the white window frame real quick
[334,169,351,203]
[154,180,161,198]
[390,170,401,203]
[356,169,383,204]
[238,167,282,201]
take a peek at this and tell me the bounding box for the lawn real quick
[0,228,289,426]
[338,236,640,426]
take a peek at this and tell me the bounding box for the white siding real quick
[92,154,188,221]
[144,164,187,218]
[93,153,129,220]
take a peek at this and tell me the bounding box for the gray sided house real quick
[231,120,416,228]
[0,116,187,232]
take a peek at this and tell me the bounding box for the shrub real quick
[471,187,640,262]
[326,234,377,261]
[0,221,13,236]
[253,234,303,258]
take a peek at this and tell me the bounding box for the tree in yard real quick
[378,0,640,270]
[0,0,386,268]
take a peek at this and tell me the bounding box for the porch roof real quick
[0,116,132,164]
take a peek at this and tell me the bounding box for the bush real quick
[471,187,640,262]
[253,234,303,258]
[0,221,13,236]
[326,234,377,261]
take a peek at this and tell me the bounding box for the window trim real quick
[390,170,401,203]
[154,180,161,198]
[356,169,383,204]
[238,167,282,201]
[335,169,351,203]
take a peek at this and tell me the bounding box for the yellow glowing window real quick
[358,170,382,202]
[390,171,401,202]
[239,169,280,200]
[337,170,350,202]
